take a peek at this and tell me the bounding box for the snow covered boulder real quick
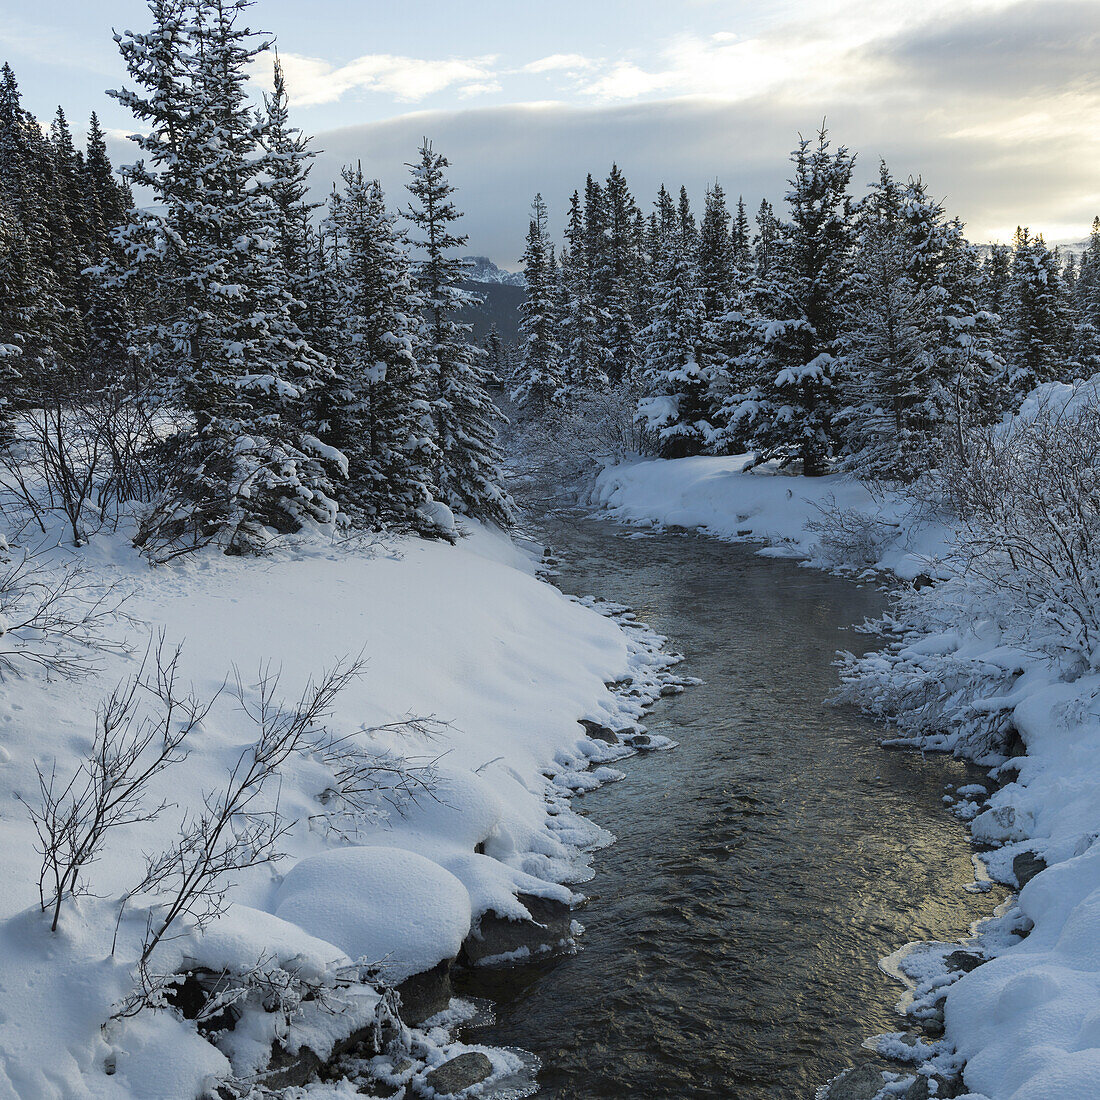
[275,846,472,984]
[183,904,351,982]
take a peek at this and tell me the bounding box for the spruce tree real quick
[111,0,341,553]
[0,63,69,400]
[514,194,564,412]
[599,164,642,382]
[732,127,855,475]
[731,196,751,266]
[262,54,319,340]
[559,189,606,392]
[322,168,440,530]
[1001,227,1076,402]
[638,219,713,456]
[699,182,735,320]
[403,139,513,526]
[483,325,506,385]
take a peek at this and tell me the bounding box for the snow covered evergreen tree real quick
[403,139,513,526]
[513,194,564,411]
[321,168,440,530]
[110,0,341,554]
[727,128,855,475]
[698,183,735,322]
[638,219,713,456]
[599,165,642,382]
[559,189,606,392]
[731,197,751,266]
[1001,227,1077,403]
[0,63,72,399]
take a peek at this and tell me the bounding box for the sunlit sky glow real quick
[3,0,1099,267]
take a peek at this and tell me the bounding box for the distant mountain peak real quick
[463,255,525,287]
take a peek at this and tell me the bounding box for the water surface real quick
[460,504,997,1099]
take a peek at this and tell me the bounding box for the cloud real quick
[581,62,676,100]
[522,53,598,74]
[254,51,500,107]
[307,82,1100,269]
[458,81,503,99]
[873,0,1100,96]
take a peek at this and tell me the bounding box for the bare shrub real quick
[0,393,160,546]
[134,658,366,966]
[935,393,1100,668]
[806,493,902,569]
[504,382,659,492]
[0,539,131,679]
[20,638,210,931]
[838,385,1100,755]
[313,716,448,839]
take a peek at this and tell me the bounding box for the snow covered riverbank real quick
[0,521,680,1099]
[592,453,952,581]
[593,449,1100,1100]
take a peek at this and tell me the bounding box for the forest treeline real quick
[0,0,511,557]
[513,136,1100,478]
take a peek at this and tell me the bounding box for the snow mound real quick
[275,846,472,982]
[181,904,351,982]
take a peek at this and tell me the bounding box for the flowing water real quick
[457,503,999,1099]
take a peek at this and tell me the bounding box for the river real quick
[457,501,1000,1099]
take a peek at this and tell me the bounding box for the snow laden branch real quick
[837,387,1100,755]
[312,715,449,838]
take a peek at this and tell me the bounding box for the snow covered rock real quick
[423,1050,494,1095]
[275,846,472,983]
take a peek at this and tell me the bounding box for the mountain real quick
[463,255,525,287]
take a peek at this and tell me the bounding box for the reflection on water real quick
[458,506,1000,1099]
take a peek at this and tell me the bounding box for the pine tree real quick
[731,196,751,266]
[321,168,439,530]
[403,139,513,526]
[599,164,642,382]
[838,167,1000,473]
[111,0,341,553]
[262,54,319,340]
[753,199,779,276]
[0,63,69,400]
[483,325,506,385]
[1001,227,1076,402]
[677,185,698,255]
[513,194,564,411]
[559,189,606,392]
[698,182,735,320]
[1073,218,1100,371]
[83,111,133,248]
[730,127,855,475]
[638,218,713,456]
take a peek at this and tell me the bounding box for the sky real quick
[2,0,1100,268]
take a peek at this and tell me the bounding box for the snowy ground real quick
[591,452,953,580]
[0,517,680,1099]
[592,449,1100,1100]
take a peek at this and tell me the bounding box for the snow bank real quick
[0,520,675,1098]
[592,454,952,580]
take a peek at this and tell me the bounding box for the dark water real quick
[458,505,998,1099]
